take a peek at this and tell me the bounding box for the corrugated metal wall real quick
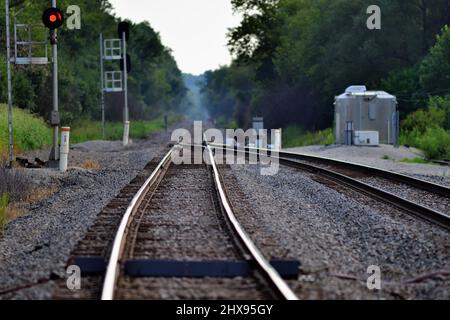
[335,95,397,145]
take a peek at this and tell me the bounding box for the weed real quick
[0,167,31,202]
[80,159,100,170]
[0,193,9,231]
[400,157,431,164]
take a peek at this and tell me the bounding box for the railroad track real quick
[211,144,450,231]
[53,141,448,300]
[60,142,299,300]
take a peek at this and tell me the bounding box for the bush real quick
[400,97,450,159]
[416,127,450,160]
[401,106,445,134]
[428,95,450,130]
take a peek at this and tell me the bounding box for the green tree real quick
[0,0,187,125]
[420,26,450,94]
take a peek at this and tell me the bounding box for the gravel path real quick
[0,133,170,299]
[225,164,450,300]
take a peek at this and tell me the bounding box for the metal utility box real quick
[252,117,264,131]
[334,86,399,145]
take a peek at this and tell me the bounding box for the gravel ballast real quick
[286,145,450,186]
[0,135,168,299]
[224,164,450,300]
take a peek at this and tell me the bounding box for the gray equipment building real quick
[334,86,399,146]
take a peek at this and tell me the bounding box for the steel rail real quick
[205,144,299,300]
[211,144,450,231]
[101,146,175,300]
[279,157,450,230]
[280,150,450,198]
[210,143,450,198]
[101,143,298,300]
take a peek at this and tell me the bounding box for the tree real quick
[0,0,187,124]
[204,0,450,131]
[420,26,450,94]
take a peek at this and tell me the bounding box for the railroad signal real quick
[120,54,131,73]
[118,21,130,41]
[42,8,64,30]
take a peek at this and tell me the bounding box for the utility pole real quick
[50,0,59,161]
[100,33,105,139]
[5,0,13,167]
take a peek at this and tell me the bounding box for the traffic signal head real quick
[120,54,131,73]
[118,21,130,41]
[42,8,64,30]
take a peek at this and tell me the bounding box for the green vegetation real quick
[200,0,450,160]
[0,193,8,231]
[401,95,450,160]
[0,105,52,153]
[0,1,188,128]
[283,127,334,148]
[70,117,176,144]
[0,105,177,154]
[381,155,392,161]
[202,0,450,131]
[400,158,432,164]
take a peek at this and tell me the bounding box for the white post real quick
[5,0,13,167]
[122,121,130,146]
[59,127,70,172]
[122,31,129,146]
[274,129,282,150]
[100,33,105,139]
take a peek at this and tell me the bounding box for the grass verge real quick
[283,126,334,148]
[1,106,181,155]
[70,116,179,144]
[399,157,432,164]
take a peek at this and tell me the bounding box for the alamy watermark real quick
[366,265,382,290]
[367,5,381,30]
[66,265,81,291]
[171,121,280,176]
[66,5,81,30]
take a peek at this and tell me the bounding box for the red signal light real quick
[42,8,64,30]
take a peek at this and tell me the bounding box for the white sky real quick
[108,0,242,75]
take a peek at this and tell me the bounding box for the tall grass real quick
[283,126,334,148]
[0,166,31,202]
[0,105,52,154]
[0,193,9,231]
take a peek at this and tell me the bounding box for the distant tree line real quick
[0,0,187,125]
[202,0,450,130]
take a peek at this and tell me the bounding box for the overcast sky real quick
[108,0,242,75]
